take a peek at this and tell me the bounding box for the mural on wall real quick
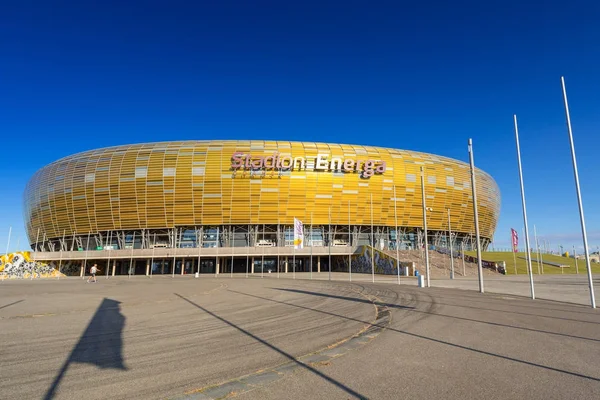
[333,246,415,275]
[0,252,66,279]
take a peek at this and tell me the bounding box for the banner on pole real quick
[511,228,519,253]
[294,218,304,249]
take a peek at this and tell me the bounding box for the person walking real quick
[87,263,99,283]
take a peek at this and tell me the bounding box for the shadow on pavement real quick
[251,288,600,382]
[174,293,368,400]
[410,294,600,325]
[272,287,415,311]
[0,299,24,310]
[276,288,599,341]
[44,298,127,400]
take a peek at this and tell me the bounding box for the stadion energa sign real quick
[231,152,386,178]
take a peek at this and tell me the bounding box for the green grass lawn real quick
[464,251,600,275]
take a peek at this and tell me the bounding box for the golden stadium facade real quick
[23,140,500,276]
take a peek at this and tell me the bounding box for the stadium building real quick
[23,140,500,276]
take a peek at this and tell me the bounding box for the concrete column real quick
[216,258,220,275]
[251,257,255,274]
[112,260,116,276]
[181,258,185,275]
[80,262,85,278]
[318,256,321,273]
[146,259,150,276]
[285,257,288,273]
[161,259,165,274]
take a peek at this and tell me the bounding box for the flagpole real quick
[561,76,596,308]
[370,194,375,283]
[513,116,535,299]
[394,186,400,284]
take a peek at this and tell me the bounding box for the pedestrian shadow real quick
[43,298,127,400]
[174,293,368,399]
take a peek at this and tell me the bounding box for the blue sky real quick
[1,1,599,253]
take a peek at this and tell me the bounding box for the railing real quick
[29,246,360,261]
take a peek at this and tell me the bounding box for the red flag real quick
[511,229,519,252]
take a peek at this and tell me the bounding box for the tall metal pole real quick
[151,233,156,278]
[132,231,136,280]
[513,117,535,299]
[448,208,454,279]
[83,232,90,280]
[370,194,375,283]
[215,227,220,278]
[420,167,431,287]
[461,242,465,276]
[329,206,332,281]
[394,186,400,284]
[310,213,313,280]
[348,203,351,282]
[468,139,485,293]
[539,236,544,274]
[230,226,234,278]
[5,226,11,255]
[534,225,541,275]
[58,229,66,280]
[561,76,595,308]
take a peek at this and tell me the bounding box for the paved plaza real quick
[1,274,599,399]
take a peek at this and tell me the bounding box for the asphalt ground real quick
[1,274,599,400]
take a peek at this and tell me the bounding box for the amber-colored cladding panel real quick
[23,141,500,243]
